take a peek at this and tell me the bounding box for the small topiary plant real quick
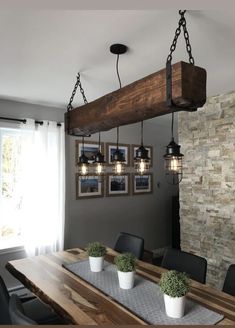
[115,253,137,272]
[159,270,190,298]
[86,242,107,257]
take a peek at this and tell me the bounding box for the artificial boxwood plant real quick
[115,253,137,272]
[159,270,190,298]
[86,242,107,257]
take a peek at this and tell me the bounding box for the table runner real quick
[63,260,224,325]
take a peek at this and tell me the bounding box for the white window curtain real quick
[19,119,65,256]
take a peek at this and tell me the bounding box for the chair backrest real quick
[9,294,37,325]
[161,248,207,284]
[0,275,11,324]
[114,232,144,259]
[223,264,235,296]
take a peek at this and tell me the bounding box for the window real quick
[0,120,65,255]
[0,127,23,250]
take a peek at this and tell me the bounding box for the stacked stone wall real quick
[179,91,235,288]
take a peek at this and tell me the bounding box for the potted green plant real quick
[86,242,107,272]
[159,270,190,318]
[115,253,137,289]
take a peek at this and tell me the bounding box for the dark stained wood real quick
[65,61,207,135]
[6,247,235,325]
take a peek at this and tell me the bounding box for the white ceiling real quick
[0,9,235,113]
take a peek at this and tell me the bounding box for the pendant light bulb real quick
[114,161,125,175]
[168,156,180,173]
[80,163,88,176]
[96,162,104,175]
[93,133,106,176]
[78,137,89,177]
[134,121,150,175]
[136,158,149,175]
[112,146,125,175]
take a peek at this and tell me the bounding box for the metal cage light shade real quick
[134,146,150,175]
[78,154,89,176]
[112,146,126,175]
[164,138,183,185]
[93,132,106,176]
[78,137,89,177]
[94,152,105,175]
[134,121,150,175]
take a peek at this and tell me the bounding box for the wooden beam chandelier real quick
[65,10,207,184]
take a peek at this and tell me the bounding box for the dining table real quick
[6,247,235,325]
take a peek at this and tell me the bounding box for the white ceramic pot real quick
[164,294,186,318]
[89,256,104,272]
[117,271,135,289]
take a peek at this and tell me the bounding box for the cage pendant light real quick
[164,112,183,185]
[113,126,125,175]
[163,10,195,185]
[110,44,127,175]
[78,136,89,177]
[134,121,150,175]
[93,132,105,177]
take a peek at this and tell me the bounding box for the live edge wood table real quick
[6,248,235,325]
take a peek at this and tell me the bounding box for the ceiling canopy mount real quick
[110,44,128,55]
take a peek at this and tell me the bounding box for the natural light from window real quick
[0,128,23,250]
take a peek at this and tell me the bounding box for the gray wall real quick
[0,99,64,289]
[0,98,64,122]
[65,119,178,251]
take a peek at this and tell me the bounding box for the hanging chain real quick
[66,72,88,137]
[167,10,195,65]
[67,73,88,112]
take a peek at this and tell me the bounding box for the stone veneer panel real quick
[178,90,235,288]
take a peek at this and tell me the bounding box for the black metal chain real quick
[67,73,88,112]
[66,72,88,138]
[167,10,195,65]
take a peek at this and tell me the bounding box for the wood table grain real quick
[6,247,235,325]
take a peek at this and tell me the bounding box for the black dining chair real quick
[0,275,12,324]
[0,275,66,325]
[223,264,235,296]
[161,248,207,284]
[114,232,144,260]
[9,294,37,325]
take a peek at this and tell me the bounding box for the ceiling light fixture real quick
[134,121,150,175]
[110,43,128,175]
[164,10,194,185]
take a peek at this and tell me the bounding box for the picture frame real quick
[132,173,153,195]
[106,143,130,166]
[75,140,104,165]
[76,173,104,199]
[106,174,130,197]
[131,145,153,167]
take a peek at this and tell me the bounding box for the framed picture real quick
[106,174,130,197]
[75,140,104,165]
[131,145,153,166]
[76,174,104,199]
[132,173,153,195]
[106,143,130,166]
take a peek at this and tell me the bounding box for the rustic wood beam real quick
[65,61,206,136]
